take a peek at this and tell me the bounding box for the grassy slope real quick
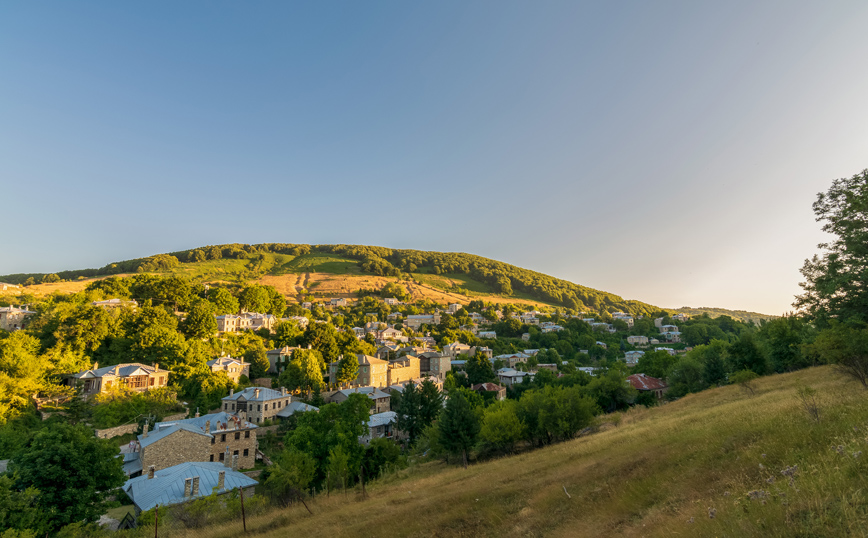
[150,365,868,538]
[674,306,779,324]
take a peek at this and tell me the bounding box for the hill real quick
[0,243,665,315]
[674,306,779,324]
[131,365,868,537]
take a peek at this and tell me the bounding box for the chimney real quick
[254,389,260,399]
[218,470,226,490]
[191,476,200,496]
[148,465,155,479]
[195,407,200,418]
[142,423,149,438]
[205,420,211,432]
[115,365,120,376]
[154,363,159,371]
[93,362,99,370]
[231,454,238,471]
[184,477,192,497]
[229,388,234,396]
[224,448,231,467]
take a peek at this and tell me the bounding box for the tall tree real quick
[438,391,480,468]
[180,298,218,339]
[280,349,325,397]
[395,382,422,444]
[207,287,239,315]
[795,169,868,324]
[335,353,359,387]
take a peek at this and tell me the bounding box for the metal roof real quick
[139,423,212,449]
[123,461,258,512]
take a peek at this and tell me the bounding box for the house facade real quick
[68,363,171,397]
[206,356,250,383]
[221,387,294,424]
[627,373,668,399]
[216,313,278,333]
[0,306,36,332]
[330,387,391,414]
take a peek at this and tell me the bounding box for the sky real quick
[2,1,868,315]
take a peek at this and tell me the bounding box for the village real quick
[0,291,695,529]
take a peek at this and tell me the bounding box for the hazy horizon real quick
[3,2,868,315]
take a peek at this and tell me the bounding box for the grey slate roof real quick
[276,401,318,418]
[123,461,258,512]
[368,411,397,429]
[139,423,212,449]
[155,411,257,434]
[222,387,286,402]
[336,387,390,400]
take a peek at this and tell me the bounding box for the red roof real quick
[627,373,667,391]
[471,383,505,392]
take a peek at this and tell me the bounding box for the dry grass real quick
[126,366,868,537]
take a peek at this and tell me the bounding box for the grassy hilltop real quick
[137,365,868,538]
[0,243,665,315]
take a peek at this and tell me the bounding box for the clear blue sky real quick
[2,1,867,315]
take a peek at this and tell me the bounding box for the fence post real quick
[239,487,247,532]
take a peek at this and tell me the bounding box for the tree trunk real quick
[462,449,467,469]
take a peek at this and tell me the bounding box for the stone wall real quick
[95,423,138,439]
[141,429,211,472]
[162,412,189,422]
[209,428,257,470]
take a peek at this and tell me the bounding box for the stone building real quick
[387,355,420,386]
[328,354,388,388]
[67,363,171,397]
[418,351,452,380]
[0,305,36,332]
[206,356,250,383]
[221,386,293,424]
[330,387,391,414]
[123,411,258,476]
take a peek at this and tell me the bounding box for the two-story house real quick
[221,387,294,424]
[67,363,171,397]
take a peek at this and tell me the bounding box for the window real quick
[219,453,225,461]
[235,432,240,440]
[233,450,239,456]
[211,437,215,445]
[221,434,226,442]
[258,405,261,411]
[245,431,250,439]
[243,449,249,457]
[265,404,268,411]
[209,455,214,462]
[149,378,154,386]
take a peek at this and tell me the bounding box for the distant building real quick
[0,305,36,332]
[330,387,391,414]
[221,387,294,424]
[91,298,138,308]
[627,373,668,399]
[67,363,170,397]
[627,335,649,346]
[216,313,278,333]
[206,356,250,383]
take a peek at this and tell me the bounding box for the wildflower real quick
[836,445,845,455]
[780,465,798,477]
[766,477,775,484]
[761,454,766,458]
[747,490,769,501]
[687,517,694,524]
[758,463,765,470]
[723,491,730,497]
[854,451,863,459]
[708,507,717,519]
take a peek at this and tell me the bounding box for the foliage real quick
[9,423,126,531]
[730,369,759,395]
[478,400,525,454]
[438,391,480,468]
[279,349,325,396]
[90,387,182,428]
[809,322,868,388]
[180,298,217,339]
[262,449,317,507]
[334,353,359,387]
[795,169,868,324]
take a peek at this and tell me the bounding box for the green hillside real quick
[0,243,665,316]
[123,365,868,537]
[675,306,779,324]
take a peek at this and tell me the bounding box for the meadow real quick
[125,365,868,537]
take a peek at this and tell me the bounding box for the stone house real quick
[627,335,649,346]
[328,354,389,388]
[387,355,420,386]
[124,411,258,476]
[361,411,402,444]
[417,351,451,380]
[216,312,278,333]
[67,363,171,397]
[330,387,391,414]
[265,346,298,374]
[0,305,36,331]
[206,356,250,383]
[221,387,294,424]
